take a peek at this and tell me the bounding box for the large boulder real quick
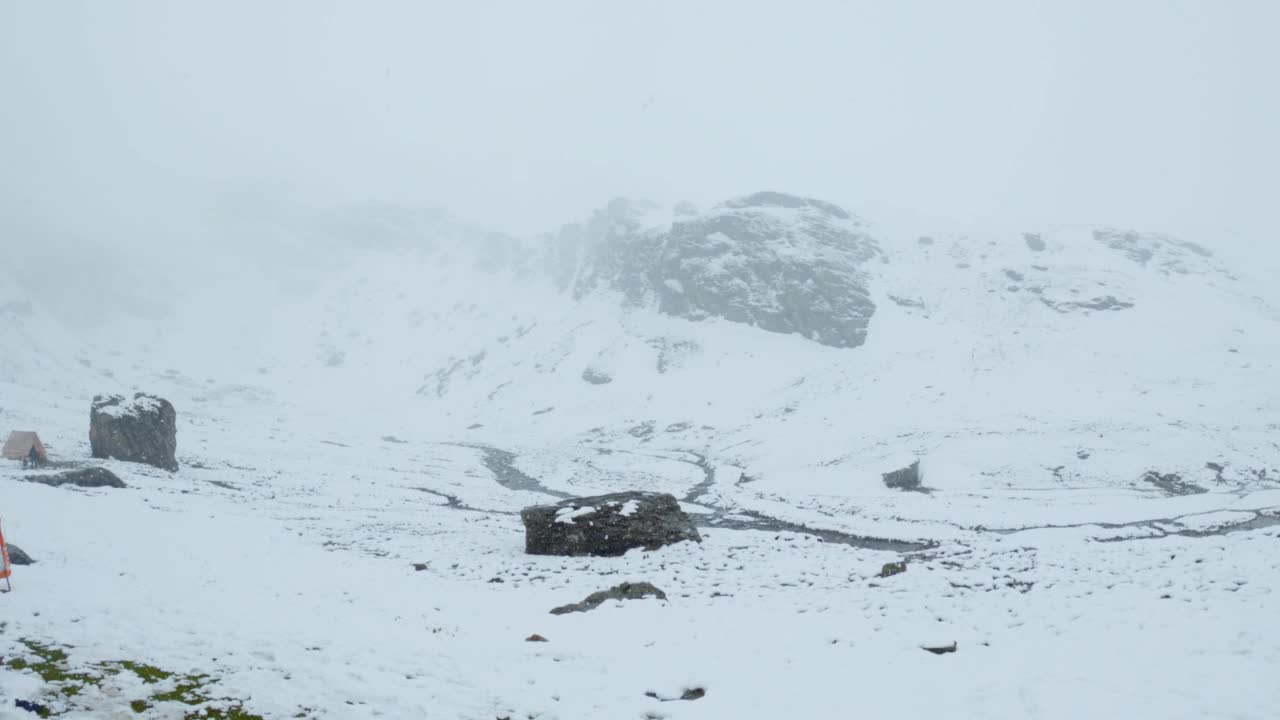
[89,393,178,471]
[520,491,702,557]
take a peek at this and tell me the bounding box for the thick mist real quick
[3,0,1278,322]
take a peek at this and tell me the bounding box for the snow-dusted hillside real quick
[2,193,1278,718]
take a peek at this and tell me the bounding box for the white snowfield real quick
[1,203,1278,718]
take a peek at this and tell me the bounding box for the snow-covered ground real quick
[1,203,1278,718]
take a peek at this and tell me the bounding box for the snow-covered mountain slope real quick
[2,192,1278,718]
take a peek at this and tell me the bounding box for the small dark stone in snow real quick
[412,563,429,572]
[879,561,907,578]
[922,642,957,655]
[488,577,504,583]
[581,368,613,385]
[15,699,51,716]
[525,634,548,642]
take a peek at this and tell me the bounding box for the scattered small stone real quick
[922,642,957,655]
[525,634,548,642]
[878,561,907,578]
[412,563,429,572]
[1076,450,1091,460]
[550,582,667,615]
[487,577,504,584]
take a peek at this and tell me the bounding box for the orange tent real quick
[2,431,47,462]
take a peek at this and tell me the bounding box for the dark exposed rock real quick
[922,642,957,655]
[525,634,549,642]
[1093,228,1216,274]
[30,467,127,489]
[14,699,51,716]
[878,561,907,578]
[6,544,33,565]
[521,491,701,557]
[561,193,882,348]
[581,368,613,385]
[1040,295,1135,313]
[1142,471,1207,496]
[89,393,178,471]
[646,687,707,702]
[883,461,922,491]
[550,581,668,615]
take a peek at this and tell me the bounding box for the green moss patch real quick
[2,638,304,719]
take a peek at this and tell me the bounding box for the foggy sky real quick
[2,0,1278,248]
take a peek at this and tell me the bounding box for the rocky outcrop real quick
[558,192,882,348]
[520,491,701,557]
[549,581,667,615]
[1142,470,1207,496]
[1092,228,1216,275]
[31,467,127,489]
[89,393,178,471]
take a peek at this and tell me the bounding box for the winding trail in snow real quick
[471,443,935,553]
[989,507,1280,541]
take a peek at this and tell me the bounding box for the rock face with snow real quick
[89,393,178,471]
[520,491,702,557]
[561,192,883,348]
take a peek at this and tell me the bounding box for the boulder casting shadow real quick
[89,393,178,472]
[521,491,701,557]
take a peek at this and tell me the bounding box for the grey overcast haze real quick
[3,1,1279,243]
[3,3,1280,719]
